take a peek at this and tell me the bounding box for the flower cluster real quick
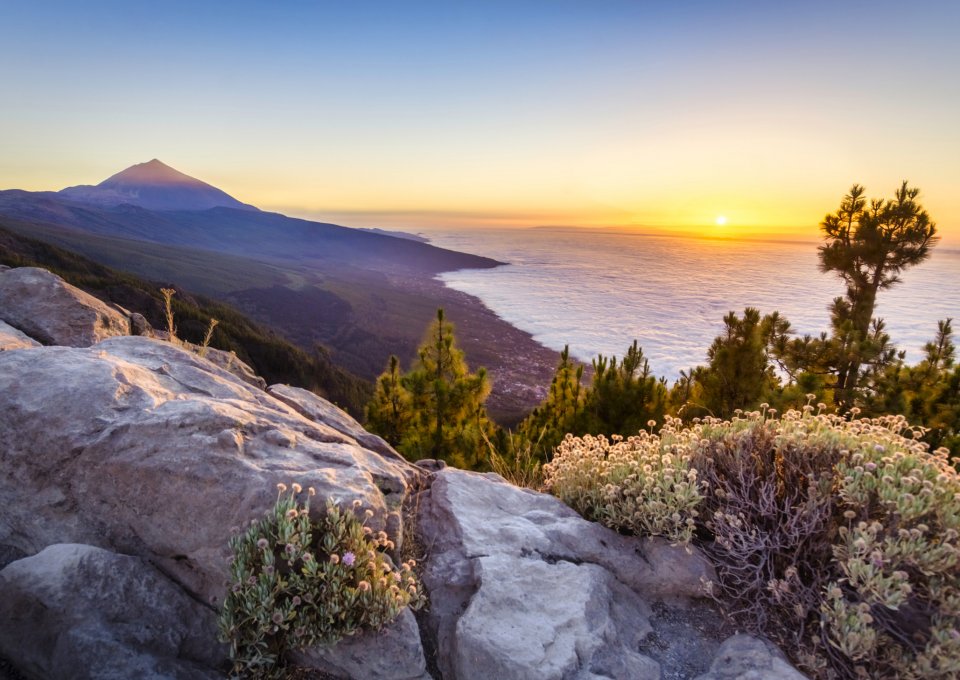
[543,416,704,542]
[218,485,425,678]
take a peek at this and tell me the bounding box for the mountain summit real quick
[59,159,258,212]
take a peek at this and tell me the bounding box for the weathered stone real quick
[203,346,268,389]
[0,336,423,605]
[0,544,226,680]
[290,609,430,680]
[418,469,722,680]
[695,634,808,680]
[0,320,40,351]
[0,267,130,346]
[129,311,152,336]
[269,384,406,464]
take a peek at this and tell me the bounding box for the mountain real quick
[0,161,500,273]
[58,159,258,212]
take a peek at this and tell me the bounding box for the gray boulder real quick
[290,609,430,680]
[129,311,153,336]
[418,469,723,680]
[0,544,225,680]
[696,634,808,680]
[0,320,40,351]
[0,335,423,606]
[0,267,129,346]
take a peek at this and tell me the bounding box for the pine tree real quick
[580,340,667,435]
[395,309,493,468]
[516,345,585,460]
[696,308,779,418]
[868,319,958,455]
[809,182,937,408]
[365,355,411,445]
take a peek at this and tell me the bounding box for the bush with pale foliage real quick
[544,406,960,679]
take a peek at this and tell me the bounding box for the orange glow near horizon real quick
[1,3,958,244]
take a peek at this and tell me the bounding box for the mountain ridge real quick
[58,159,259,212]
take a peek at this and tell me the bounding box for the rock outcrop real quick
[418,469,726,680]
[269,383,404,463]
[0,335,421,604]
[0,544,225,680]
[290,609,430,680]
[0,267,129,346]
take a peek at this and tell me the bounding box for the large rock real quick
[696,635,808,680]
[290,609,430,680]
[418,469,724,680]
[0,320,40,351]
[0,335,423,606]
[0,267,130,346]
[0,544,225,680]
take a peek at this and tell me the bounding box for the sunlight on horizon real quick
[0,2,957,241]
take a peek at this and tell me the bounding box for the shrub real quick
[819,413,960,678]
[218,485,425,678]
[543,407,960,679]
[544,417,704,543]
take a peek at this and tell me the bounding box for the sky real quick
[1,1,958,241]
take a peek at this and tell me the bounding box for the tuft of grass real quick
[160,287,178,344]
[483,428,546,490]
[199,317,219,358]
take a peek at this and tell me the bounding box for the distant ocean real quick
[422,227,960,380]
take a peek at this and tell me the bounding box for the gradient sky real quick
[1,1,958,240]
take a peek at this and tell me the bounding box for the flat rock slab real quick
[0,267,129,346]
[418,469,721,680]
[0,544,226,680]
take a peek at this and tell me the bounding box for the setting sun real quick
[715,215,728,226]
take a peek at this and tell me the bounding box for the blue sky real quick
[2,1,958,237]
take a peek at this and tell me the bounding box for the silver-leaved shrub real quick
[544,406,960,679]
[218,484,425,678]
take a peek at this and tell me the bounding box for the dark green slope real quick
[0,224,372,418]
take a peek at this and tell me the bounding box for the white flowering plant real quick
[544,417,705,543]
[542,404,960,679]
[218,484,425,679]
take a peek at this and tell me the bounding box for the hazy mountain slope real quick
[0,190,501,273]
[58,159,258,212]
[0,213,557,423]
